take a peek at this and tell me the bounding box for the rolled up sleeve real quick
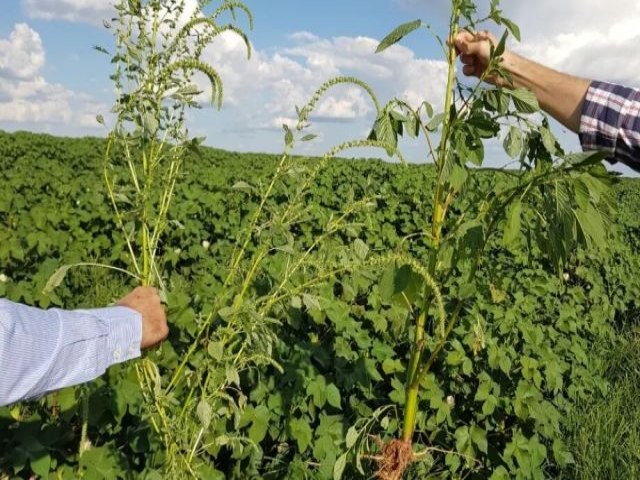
[579,80,640,171]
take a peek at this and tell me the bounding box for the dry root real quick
[372,438,416,480]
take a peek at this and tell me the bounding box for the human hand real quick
[453,30,505,85]
[117,286,168,349]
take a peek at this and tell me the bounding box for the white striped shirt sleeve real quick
[0,299,141,406]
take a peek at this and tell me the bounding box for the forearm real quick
[500,50,591,133]
[0,300,141,406]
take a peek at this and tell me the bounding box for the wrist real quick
[496,50,520,88]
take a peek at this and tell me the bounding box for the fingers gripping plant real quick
[298,1,614,478]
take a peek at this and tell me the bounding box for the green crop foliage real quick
[1,130,639,479]
[1,0,640,479]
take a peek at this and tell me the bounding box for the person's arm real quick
[0,287,167,406]
[454,31,640,171]
[454,31,590,133]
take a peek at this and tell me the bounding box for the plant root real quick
[374,438,415,480]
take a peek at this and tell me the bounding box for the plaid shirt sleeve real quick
[579,80,640,171]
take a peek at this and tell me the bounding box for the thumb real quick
[454,30,478,54]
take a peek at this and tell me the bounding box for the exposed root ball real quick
[375,439,415,480]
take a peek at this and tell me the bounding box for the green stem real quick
[401,0,460,445]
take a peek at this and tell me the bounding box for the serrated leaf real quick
[503,199,522,248]
[307,376,327,408]
[196,400,212,429]
[564,150,608,168]
[510,88,539,113]
[302,293,321,311]
[353,238,369,260]
[574,206,606,249]
[207,341,224,361]
[376,19,422,53]
[142,112,159,136]
[226,366,240,387]
[540,127,557,154]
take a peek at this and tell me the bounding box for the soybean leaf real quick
[30,453,51,479]
[232,181,252,190]
[290,418,313,452]
[471,425,488,453]
[376,19,422,53]
[248,406,270,443]
[504,126,524,158]
[326,383,342,409]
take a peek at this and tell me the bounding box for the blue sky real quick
[1,0,638,175]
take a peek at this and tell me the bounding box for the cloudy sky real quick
[0,0,638,175]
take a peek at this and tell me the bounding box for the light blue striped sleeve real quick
[0,299,142,406]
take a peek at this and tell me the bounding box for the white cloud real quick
[21,0,114,25]
[197,30,448,135]
[0,23,106,128]
[0,23,45,79]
